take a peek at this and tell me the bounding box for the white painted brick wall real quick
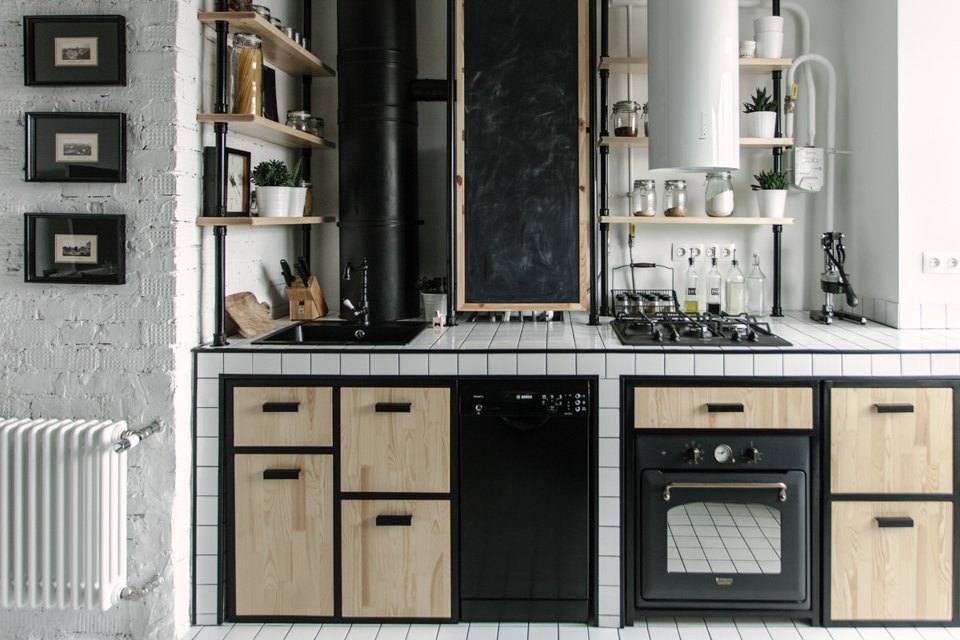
[0,1,202,639]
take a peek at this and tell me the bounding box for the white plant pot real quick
[756,189,788,218]
[256,186,291,217]
[745,111,777,138]
[755,30,784,58]
[287,187,308,217]
[753,15,784,34]
[421,292,447,323]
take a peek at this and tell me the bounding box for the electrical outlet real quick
[671,242,690,260]
[944,253,960,273]
[719,243,737,260]
[689,244,705,261]
[924,252,945,274]
[706,245,718,261]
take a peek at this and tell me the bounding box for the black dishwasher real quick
[459,378,593,622]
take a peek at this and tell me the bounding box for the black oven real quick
[634,434,812,611]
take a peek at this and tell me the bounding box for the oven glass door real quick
[638,470,807,603]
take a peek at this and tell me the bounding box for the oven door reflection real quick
[667,501,781,575]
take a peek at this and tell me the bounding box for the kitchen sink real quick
[252,320,427,345]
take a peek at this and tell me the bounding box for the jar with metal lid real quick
[269,17,282,29]
[250,4,270,19]
[612,100,640,137]
[704,171,735,217]
[308,116,324,138]
[231,33,262,116]
[286,110,312,132]
[663,179,688,217]
[301,181,313,216]
[641,102,649,137]
[631,179,657,217]
[228,0,254,11]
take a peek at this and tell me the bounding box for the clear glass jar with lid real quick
[286,110,312,132]
[231,33,262,115]
[631,179,657,217]
[663,179,687,217]
[705,171,735,217]
[612,101,640,137]
[641,102,649,137]
[308,116,324,138]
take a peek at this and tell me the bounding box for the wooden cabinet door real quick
[233,454,334,616]
[233,387,333,447]
[340,387,450,492]
[831,387,953,494]
[341,499,451,618]
[831,501,953,621]
[633,386,813,429]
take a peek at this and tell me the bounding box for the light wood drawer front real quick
[341,386,450,492]
[341,499,451,618]
[234,454,334,617]
[831,501,953,621]
[633,386,813,429]
[831,387,953,494]
[233,387,333,447]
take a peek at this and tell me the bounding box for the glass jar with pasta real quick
[231,33,262,115]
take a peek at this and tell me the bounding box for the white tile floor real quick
[181,623,960,640]
[667,502,782,575]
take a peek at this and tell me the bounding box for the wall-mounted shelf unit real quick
[599,56,793,75]
[196,216,336,227]
[196,114,337,149]
[599,136,793,149]
[197,12,336,76]
[601,216,794,226]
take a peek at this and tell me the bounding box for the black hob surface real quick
[612,312,792,347]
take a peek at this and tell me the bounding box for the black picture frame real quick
[24,15,126,86]
[24,213,126,285]
[202,147,252,216]
[26,112,127,183]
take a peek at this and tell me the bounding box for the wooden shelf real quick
[198,11,335,77]
[197,114,337,149]
[599,56,793,74]
[599,136,793,149]
[196,216,337,227]
[601,216,794,226]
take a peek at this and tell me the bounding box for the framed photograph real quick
[24,15,126,86]
[24,213,126,285]
[203,147,252,216]
[26,112,126,183]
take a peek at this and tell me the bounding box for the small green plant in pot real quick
[751,169,789,218]
[251,159,306,217]
[417,276,448,324]
[743,87,778,138]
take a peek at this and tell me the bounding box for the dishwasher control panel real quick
[462,383,590,417]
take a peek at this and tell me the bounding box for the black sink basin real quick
[253,321,427,345]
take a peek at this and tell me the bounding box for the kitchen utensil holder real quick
[611,288,679,317]
[285,276,327,320]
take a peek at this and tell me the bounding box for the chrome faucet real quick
[341,257,370,326]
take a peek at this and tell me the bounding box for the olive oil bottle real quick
[683,257,699,314]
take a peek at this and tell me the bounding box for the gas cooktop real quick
[611,311,792,347]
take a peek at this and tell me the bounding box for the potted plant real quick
[417,276,447,324]
[751,169,789,218]
[743,87,777,138]
[251,159,306,216]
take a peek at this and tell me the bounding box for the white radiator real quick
[0,418,128,611]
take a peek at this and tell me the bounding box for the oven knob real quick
[742,447,762,463]
[713,444,734,463]
[684,445,704,464]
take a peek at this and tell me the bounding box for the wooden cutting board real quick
[225,292,275,338]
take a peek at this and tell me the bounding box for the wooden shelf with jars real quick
[198,11,336,77]
[600,216,794,226]
[196,113,336,149]
[599,136,793,149]
[599,56,794,75]
[195,215,336,227]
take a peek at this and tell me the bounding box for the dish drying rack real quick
[611,289,679,317]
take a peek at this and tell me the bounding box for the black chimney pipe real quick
[338,0,421,322]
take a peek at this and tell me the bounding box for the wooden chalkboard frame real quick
[455,0,588,311]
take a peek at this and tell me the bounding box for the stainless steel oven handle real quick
[662,481,788,502]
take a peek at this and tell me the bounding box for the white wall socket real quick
[672,243,706,261]
[706,244,736,261]
[923,251,960,274]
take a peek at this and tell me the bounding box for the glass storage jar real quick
[704,171,735,217]
[663,179,688,217]
[612,100,640,137]
[631,179,657,217]
[641,102,649,137]
[251,4,270,19]
[231,33,262,116]
[308,116,324,138]
[286,110,312,132]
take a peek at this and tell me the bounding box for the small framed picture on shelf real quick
[203,147,252,216]
[26,112,126,183]
[24,213,126,285]
[23,15,126,86]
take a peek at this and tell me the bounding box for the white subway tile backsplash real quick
[921,304,947,329]
[195,467,219,497]
[196,379,220,409]
[753,353,783,376]
[598,556,620,587]
[251,353,281,375]
[195,497,219,526]
[664,353,694,376]
[341,353,370,375]
[694,354,723,376]
[429,353,458,375]
[194,585,218,615]
[597,585,620,616]
[517,353,547,375]
[599,408,620,438]
[899,303,921,329]
[598,526,620,557]
[195,525,218,556]
[399,353,429,376]
[724,354,754,376]
[598,437,619,468]
[547,353,576,375]
[310,353,340,375]
[488,353,518,375]
[605,353,634,378]
[577,353,605,376]
[223,353,253,374]
[195,407,219,438]
[281,353,311,375]
[932,353,960,376]
[599,379,619,408]
[948,305,960,329]
[870,354,901,377]
[635,353,665,376]
[782,353,812,377]
[901,353,931,377]
[195,555,218,585]
[885,301,900,328]
[842,354,871,376]
[597,615,621,629]
[193,614,219,626]
[195,353,223,378]
[458,354,487,375]
[598,468,619,498]
[811,354,842,376]
[370,354,400,376]
[598,497,619,527]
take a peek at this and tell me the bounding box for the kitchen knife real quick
[295,257,311,285]
[280,259,295,288]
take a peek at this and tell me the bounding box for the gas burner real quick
[611,311,791,347]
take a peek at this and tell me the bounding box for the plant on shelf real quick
[751,169,789,218]
[417,276,448,325]
[251,159,306,217]
[743,87,778,138]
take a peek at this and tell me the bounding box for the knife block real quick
[285,276,328,320]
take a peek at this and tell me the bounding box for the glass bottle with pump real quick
[683,257,699,314]
[706,257,722,314]
[746,254,767,317]
[725,252,746,315]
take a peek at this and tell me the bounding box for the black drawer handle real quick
[376,514,412,526]
[873,403,915,414]
[262,402,300,413]
[876,516,914,528]
[706,403,744,413]
[375,402,412,413]
[262,469,301,480]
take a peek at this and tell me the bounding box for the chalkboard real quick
[457,0,586,310]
